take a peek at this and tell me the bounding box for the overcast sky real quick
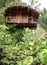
[22,0,47,10]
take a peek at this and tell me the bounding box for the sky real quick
[22,0,47,10]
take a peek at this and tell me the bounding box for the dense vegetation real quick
[40,9,47,32]
[0,0,47,65]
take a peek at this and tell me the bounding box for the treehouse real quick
[5,5,39,28]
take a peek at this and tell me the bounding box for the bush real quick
[0,25,47,65]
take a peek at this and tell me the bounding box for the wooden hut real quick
[5,5,39,28]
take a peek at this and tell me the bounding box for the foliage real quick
[0,0,21,8]
[39,9,47,32]
[0,25,47,65]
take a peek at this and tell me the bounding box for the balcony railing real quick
[6,16,37,24]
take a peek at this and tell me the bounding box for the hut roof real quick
[5,5,39,20]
